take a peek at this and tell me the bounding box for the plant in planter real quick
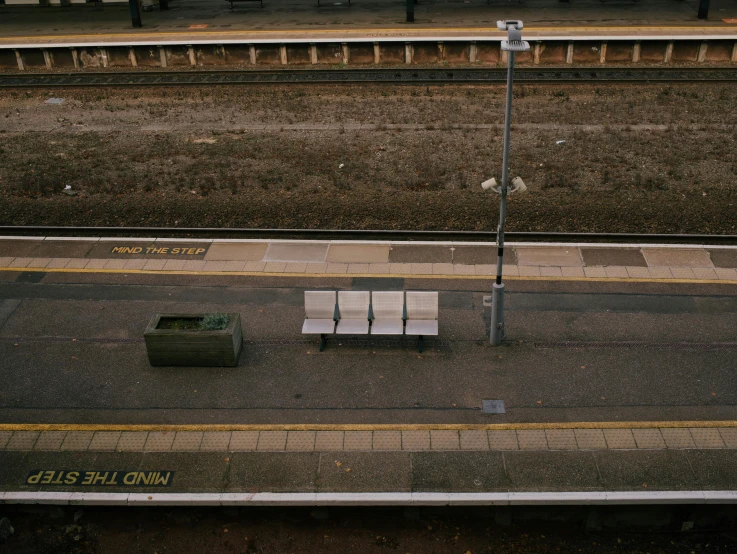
[144,312,242,367]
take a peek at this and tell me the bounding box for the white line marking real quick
[2,491,735,506]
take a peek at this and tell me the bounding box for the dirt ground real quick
[1,83,736,232]
[4,506,737,554]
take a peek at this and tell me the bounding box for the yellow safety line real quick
[1,25,731,42]
[1,421,736,432]
[1,266,736,285]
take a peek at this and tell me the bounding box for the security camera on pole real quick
[482,20,530,346]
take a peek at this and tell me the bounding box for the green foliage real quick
[199,313,229,331]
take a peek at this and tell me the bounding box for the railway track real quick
[2,226,736,244]
[2,67,737,87]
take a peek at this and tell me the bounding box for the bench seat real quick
[405,320,438,336]
[370,319,404,335]
[302,319,336,335]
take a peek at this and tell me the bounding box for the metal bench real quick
[302,290,438,352]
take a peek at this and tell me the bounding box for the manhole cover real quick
[482,400,505,414]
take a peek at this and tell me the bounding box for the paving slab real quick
[88,431,122,451]
[488,430,519,450]
[200,432,232,451]
[545,429,577,450]
[402,431,431,450]
[318,452,411,493]
[6,431,39,450]
[229,431,260,451]
[372,431,401,450]
[0,451,34,490]
[144,431,175,452]
[389,245,452,264]
[430,430,460,450]
[28,241,95,259]
[453,246,519,265]
[460,430,489,450]
[286,431,316,451]
[33,431,67,451]
[264,243,327,263]
[204,242,267,261]
[412,451,509,492]
[660,428,696,449]
[344,431,373,451]
[580,248,648,267]
[718,428,737,448]
[574,429,607,450]
[117,432,149,452]
[516,247,582,267]
[708,249,737,268]
[594,450,698,491]
[257,431,287,451]
[504,451,602,491]
[315,431,344,451]
[603,429,637,449]
[689,428,726,449]
[327,245,390,264]
[642,248,714,268]
[229,452,319,492]
[139,452,229,493]
[0,240,38,258]
[686,450,737,490]
[632,429,666,449]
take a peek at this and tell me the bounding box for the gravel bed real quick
[0,83,735,233]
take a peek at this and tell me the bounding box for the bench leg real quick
[418,335,424,353]
[319,334,327,352]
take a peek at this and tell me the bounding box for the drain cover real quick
[482,400,505,414]
[44,98,64,105]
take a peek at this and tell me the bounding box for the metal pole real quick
[697,0,710,19]
[129,0,142,28]
[491,49,515,346]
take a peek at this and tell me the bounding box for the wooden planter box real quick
[144,313,242,367]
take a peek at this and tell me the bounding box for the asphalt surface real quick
[1,271,736,425]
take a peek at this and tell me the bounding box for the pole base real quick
[490,282,505,346]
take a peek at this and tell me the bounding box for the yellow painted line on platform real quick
[2,421,737,432]
[1,25,728,42]
[1,266,736,285]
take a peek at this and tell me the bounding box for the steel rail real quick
[2,67,737,87]
[2,226,737,244]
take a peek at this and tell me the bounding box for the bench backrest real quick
[371,291,404,319]
[405,291,438,321]
[338,291,370,320]
[304,291,336,320]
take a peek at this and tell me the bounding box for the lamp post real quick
[483,20,529,346]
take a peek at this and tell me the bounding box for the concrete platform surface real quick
[2,243,737,503]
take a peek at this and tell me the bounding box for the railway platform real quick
[1,236,737,505]
[1,0,737,70]
[2,236,737,282]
